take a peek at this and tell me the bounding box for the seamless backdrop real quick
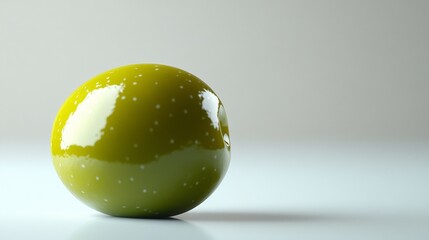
[1,2,429,239]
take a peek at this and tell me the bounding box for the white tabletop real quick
[1,141,428,239]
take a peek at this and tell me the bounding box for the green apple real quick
[51,64,231,218]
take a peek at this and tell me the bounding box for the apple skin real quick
[51,64,231,218]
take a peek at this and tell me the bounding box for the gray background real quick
[2,2,429,239]
[1,0,428,144]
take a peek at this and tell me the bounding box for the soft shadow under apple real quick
[69,215,212,240]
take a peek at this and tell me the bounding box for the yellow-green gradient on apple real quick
[51,64,231,218]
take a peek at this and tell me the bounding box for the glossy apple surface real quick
[51,64,231,218]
